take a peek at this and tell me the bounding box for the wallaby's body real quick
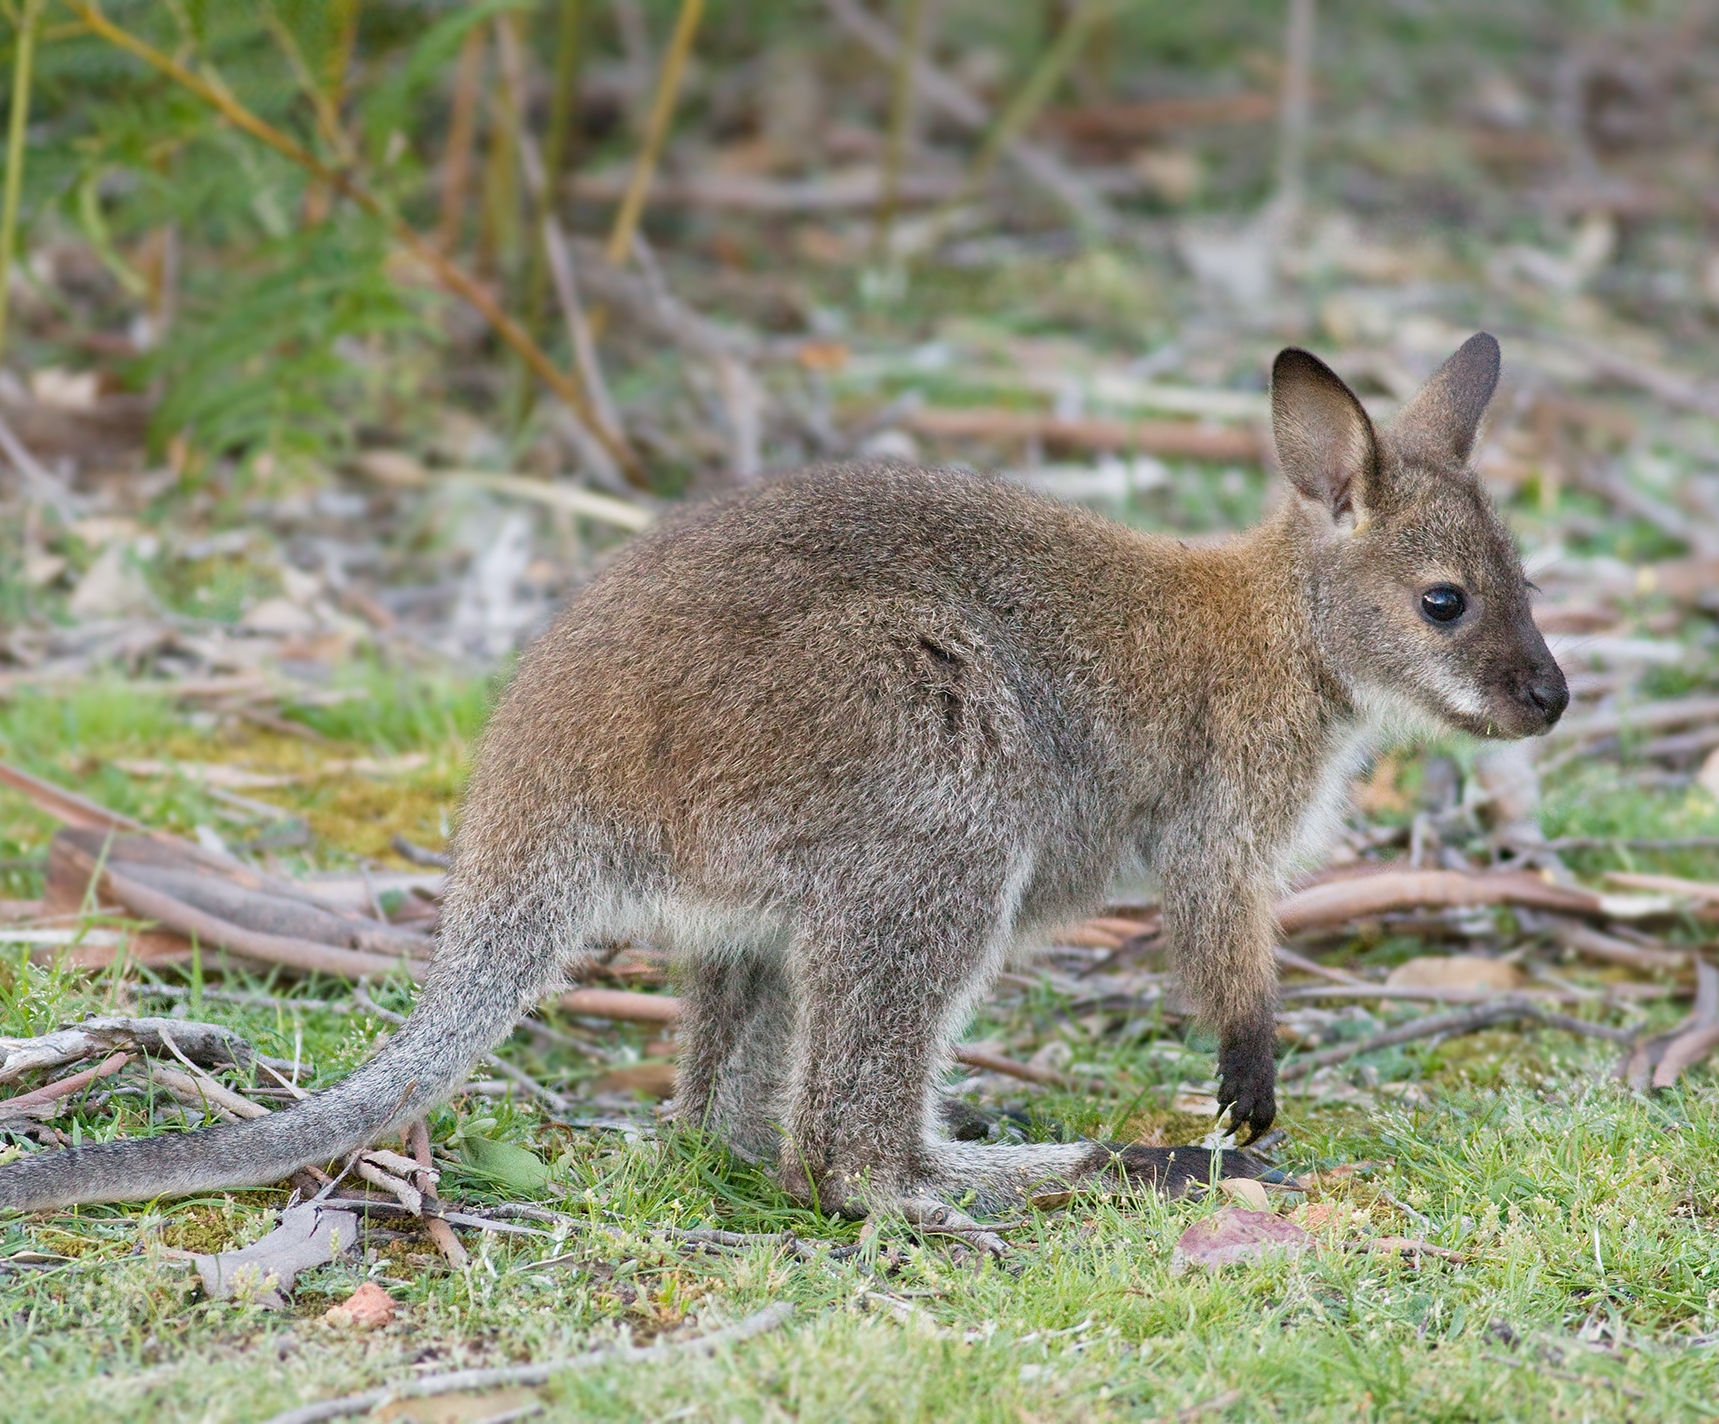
[0,335,1565,1217]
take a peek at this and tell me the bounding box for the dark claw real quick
[1216,1023,1278,1143]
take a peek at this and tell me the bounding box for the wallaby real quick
[0,333,1565,1219]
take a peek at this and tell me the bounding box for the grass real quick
[0,680,1716,1423]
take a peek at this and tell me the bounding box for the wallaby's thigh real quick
[674,949,794,1162]
[776,858,1024,1215]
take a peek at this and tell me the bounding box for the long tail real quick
[0,952,535,1212]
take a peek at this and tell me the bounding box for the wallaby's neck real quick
[1202,496,1362,723]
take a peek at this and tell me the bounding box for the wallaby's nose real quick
[1526,673,1568,726]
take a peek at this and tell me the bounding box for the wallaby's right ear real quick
[1270,347,1378,521]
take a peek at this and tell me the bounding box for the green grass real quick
[0,683,1716,1422]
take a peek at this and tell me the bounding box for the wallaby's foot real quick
[1086,1143,1269,1197]
[1216,1022,1278,1142]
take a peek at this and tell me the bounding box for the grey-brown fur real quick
[0,334,1564,1216]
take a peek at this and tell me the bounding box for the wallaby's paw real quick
[937,1096,997,1142]
[1216,1031,1278,1142]
[895,1195,1012,1256]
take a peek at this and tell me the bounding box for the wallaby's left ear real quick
[1388,332,1501,470]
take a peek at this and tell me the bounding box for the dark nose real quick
[1525,672,1568,725]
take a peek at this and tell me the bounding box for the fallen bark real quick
[0,1016,286,1084]
[904,405,1265,463]
[0,1050,128,1123]
[102,866,422,981]
[1276,869,1600,935]
[559,987,681,1023]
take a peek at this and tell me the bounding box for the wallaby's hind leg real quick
[777,891,1008,1215]
[674,950,793,1163]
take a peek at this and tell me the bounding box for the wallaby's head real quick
[1270,332,1567,739]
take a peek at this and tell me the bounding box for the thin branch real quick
[437,24,486,252]
[258,1302,796,1424]
[62,1,648,490]
[605,0,704,265]
[496,18,626,454]
[1280,998,1635,1083]
[0,0,42,366]
[923,0,1115,247]
[872,0,927,261]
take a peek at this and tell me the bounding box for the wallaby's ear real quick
[1270,347,1378,520]
[1388,331,1500,470]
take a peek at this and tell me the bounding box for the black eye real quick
[1420,585,1467,624]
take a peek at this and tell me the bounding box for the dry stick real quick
[0,761,140,834]
[604,0,704,266]
[522,0,588,337]
[259,1301,796,1424]
[498,22,626,451]
[62,2,646,491]
[407,1118,469,1269]
[154,1027,270,1120]
[1271,0,1316,223]
[823,0,1114,234]
[1274,944,1366,986]
[920,0,1115,249]
[0,1049,127,1118]
[1275,869,1600,935]
[1280,999,1633,1083]
[437,24,487,253]
[1543,916,1689,974]
[871,0,927,261]
[0,0,42,366]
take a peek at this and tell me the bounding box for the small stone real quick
[323,1280,396,1328]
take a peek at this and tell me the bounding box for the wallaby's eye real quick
[1420,585,1467,625]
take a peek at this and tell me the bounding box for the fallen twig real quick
[0,1050,128,1123]
[259,1301,796,1424]
[1616,957,1719,1089]
[1280,998,1635,1082]
[605,0,704,265]
[1542,916,1688,973]
[0,1016,280,1084]
[823,0,1115,233]
[407,1118,469,1268]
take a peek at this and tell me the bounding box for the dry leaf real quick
[1385,955,1524,991]
[324,1280,396,1329]
[1171,1207,1311,1272]
[1294,1201,1348,1234]
[1215,1178,1270,1211]
[190,1203,358,1308]
[373,1387,542,1423]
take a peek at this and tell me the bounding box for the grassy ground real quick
[0,682,1716,1424]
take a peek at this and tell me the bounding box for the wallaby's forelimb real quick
[1160,837,1281,1140]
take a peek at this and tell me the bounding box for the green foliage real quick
[147,218,432,461]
